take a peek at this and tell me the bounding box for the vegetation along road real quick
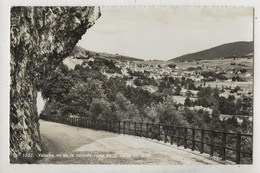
[37,120,232,164]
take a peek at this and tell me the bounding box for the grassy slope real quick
[71,46,144,62]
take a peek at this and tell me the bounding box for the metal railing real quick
[40,115,253,164]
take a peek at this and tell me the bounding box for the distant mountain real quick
[69,46,144,62]
[169,41,253,62]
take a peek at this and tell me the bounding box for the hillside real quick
[70,46,144,62]
[169,41,253,62]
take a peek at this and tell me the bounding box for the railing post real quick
[140,122,143,137]
[192,128,195,151]
[114,120,116,132]
[177,127,180,147]
[146,123,149,137]
[123,121,126,134]
[200,129,204,153]
[184,127,187,149]
[80,118,82,127]
[129,121,131,134]
[112,120,114,132]
[152,123,155,139]
[164,125,167,143]
[170,126,173,145]
[236,132,241,164]
[222,132,226,160]
[158,124,160,141]
[80,117,82,127]
[118,121,121,134]
[134,122,137,135]
[210,130,214,157]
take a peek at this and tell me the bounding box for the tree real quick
[168,64,176,69]
[89,98,113,120]
[155,97,188,126]
[175,85,181,95]
[186,90,193,97]
[184,97,192,107]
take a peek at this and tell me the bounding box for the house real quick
[88,57,94,62]
[180,88,187,96]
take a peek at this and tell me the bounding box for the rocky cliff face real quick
[10,7,100,163]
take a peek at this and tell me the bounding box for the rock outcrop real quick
[10,7,100,163]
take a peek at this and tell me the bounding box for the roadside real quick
[37,120,233,164]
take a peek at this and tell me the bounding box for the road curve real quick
[37,120,231,164]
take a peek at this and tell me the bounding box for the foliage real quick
[41,59,252,136]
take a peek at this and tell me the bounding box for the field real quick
[174,58,253,71]
[172,96,197,104]
[134,60,172,66]
[199,81,253,91]
[134,57,253,72]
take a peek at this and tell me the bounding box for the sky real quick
[77,7,253,61]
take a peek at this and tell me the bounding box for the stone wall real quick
[10,7,100,163]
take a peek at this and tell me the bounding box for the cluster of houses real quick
[112,60,207,82]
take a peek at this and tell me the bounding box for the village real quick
[95,54,253,123]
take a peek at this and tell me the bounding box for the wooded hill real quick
[169,41,253,62]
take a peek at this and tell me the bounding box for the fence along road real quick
[40,115,253,164]
[38,119,234,164]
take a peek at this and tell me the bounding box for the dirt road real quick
[37,120,230,164]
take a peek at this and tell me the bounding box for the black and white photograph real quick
[9,6,254,165]
[1,0,260,172]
